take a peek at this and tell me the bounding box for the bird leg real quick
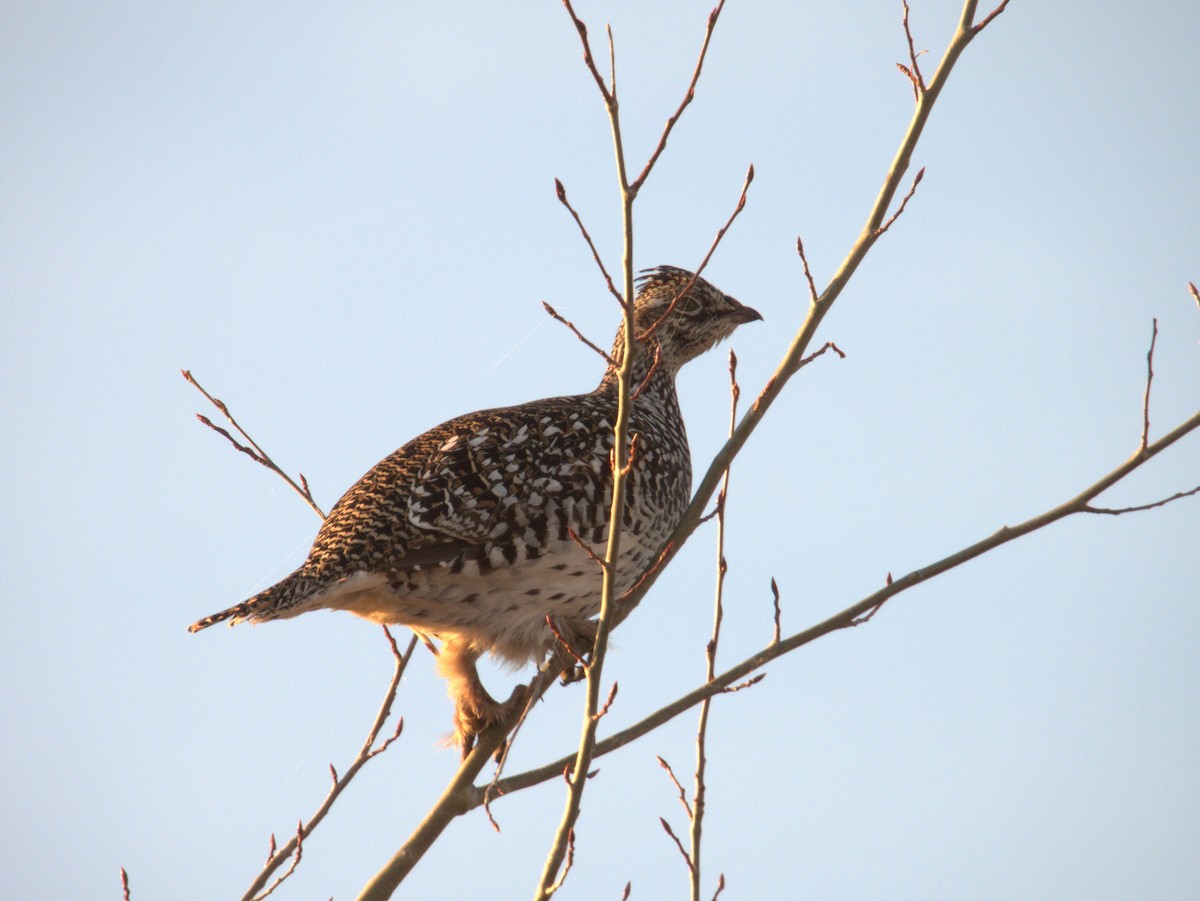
[437,637,519,758]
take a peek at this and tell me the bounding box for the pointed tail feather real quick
[187,573,308,633]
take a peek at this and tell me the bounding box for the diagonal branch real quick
[542,301,615,365]
[639,165,754,342]
[630,0,728,193]
[614,0,1013,630]
[482,407,1200,801]
[554,178,625,307]
[183,370,326,519]
[241,628,416,901]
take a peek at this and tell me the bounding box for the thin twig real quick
[770,577,782,645]
[972,0,1012,35]
[1188,281,1199,312]
[543,300,615,364]
[899,0,928,99]
[1141,317,1158,452]
[639,165,754,342]
[560,0,612,103]
[659,817,695,874]
[630,344,662,401]
[657,755,694,819]
[546,615,588,670]
[545,829,576,896]
[592,681,619,721]
[630,0,728,193]
[554,179,624,307]
[240,628,415,901]
[1083,484,1200,515]
[796,237,819,305]
[120,868,131,901]
[688,348,739,900]
[483,407,1200,801]
[183,370,326,519]
[249,822,303,901]
[873,166,925,237]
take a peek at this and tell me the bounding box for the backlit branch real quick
[480,405,1200,801]
[241,628,416,901]
[183,370,326,519]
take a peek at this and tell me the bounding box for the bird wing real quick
[406,397,611,548]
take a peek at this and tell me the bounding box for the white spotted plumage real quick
[189,266,761,752]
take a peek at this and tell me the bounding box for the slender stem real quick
[690,352,739,900]
[614,0,1011,629]
[243,630,417,901]
[535,48,637,901]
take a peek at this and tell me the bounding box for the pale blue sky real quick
[2,2,1198,899]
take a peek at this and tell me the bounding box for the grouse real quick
[189,266,761,752]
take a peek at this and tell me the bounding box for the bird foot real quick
[453,683,527,760]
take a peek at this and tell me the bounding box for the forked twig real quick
[631,0,728,193]
[898,0,928,99]
[183,370,326,519]
[240,628,415,901]
[249,822,303,901]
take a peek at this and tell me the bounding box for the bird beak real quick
[728,303,763,324]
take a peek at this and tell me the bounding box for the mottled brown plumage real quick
[189,267,760,751]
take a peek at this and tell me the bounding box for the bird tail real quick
[187,571,311,633]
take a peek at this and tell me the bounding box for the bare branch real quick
[659,817,695,874]
[1083,484,1200,515]
[1141,317,1159,452]
[770,577,782,645]
[545,829,576,896]
[546,614,589,671]
[639,164,754,342]
[657,755,694,819]
[873,166,925,237]
[183,370,326,519]
[241,628,415,900]
[971,0,1012,35]
[249,821,303,901]
[543,300,615,365]
[631,0,728,193]
[899,0,928,99]
[630,344,662,401]
[484,407,1200,802]
[1189,281,1199,312]
[560,0,612,103]
[722,673,766,693]
[796,236,819,305]
[120,868,131,901]
[554,178,625,307]
[592,681,619,721]
[566,526,608,570]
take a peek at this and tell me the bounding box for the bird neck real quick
[596,333,676,402]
